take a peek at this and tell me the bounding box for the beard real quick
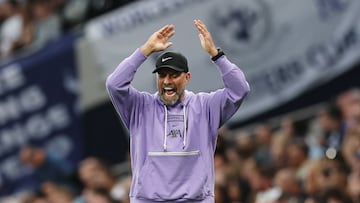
[160,93,180,106]
[160,86,184,106]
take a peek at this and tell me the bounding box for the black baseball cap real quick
[153,51,189,73]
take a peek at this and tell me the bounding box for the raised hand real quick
[194,19,218,57]
[140,24,175,56]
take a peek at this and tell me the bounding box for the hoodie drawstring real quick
[183,105,187,148]
[163,105,168,151]
[163,105,187,151]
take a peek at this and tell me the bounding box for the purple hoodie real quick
[106,49,250,203]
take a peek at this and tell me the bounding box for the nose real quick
[163,74,172,84]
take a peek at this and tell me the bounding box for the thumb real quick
[164,42,173,49]
[198,33,204,40]
[198,34,205,44]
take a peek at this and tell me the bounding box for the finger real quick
[162,24,174,36]
[167,30,175,39]
[194,20,201,30]
[158,24,172,36]
[158,24,169,34]
[194,19,204,28]
[165,24,175,33]
[194,20,207,35]
[164,28,175,39]
[197,19,207,29]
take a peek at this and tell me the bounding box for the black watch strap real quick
[211,48,225,61]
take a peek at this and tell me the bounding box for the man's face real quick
[156,68,190,106]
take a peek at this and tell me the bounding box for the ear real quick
[185,72,191,84]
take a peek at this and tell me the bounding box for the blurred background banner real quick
[0,34,83,196]
[82,0,360,123]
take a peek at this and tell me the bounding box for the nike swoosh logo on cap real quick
[161,57,172,62]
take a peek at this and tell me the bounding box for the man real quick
[106,20,250,203]
[0,0,22,58]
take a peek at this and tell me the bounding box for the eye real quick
[171,73,181,78]
[158,72,166,78]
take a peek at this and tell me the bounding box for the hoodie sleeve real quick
[207,55,250,128]
[105,48,148,129]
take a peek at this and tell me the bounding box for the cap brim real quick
[152,65,185,73]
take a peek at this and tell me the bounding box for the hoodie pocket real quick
[136,150,209,201]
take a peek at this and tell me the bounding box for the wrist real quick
[140,45,153,57]
[211,48,225,61]
[209,48,218,57]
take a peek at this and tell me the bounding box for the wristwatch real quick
[211,48,225,61]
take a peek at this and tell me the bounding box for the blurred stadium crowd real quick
[0,0,137,58]
[212,88,360,203]
[1,0,360,203]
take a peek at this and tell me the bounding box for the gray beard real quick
[160,94,180,106]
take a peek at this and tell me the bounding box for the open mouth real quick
[163,87,176,96]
